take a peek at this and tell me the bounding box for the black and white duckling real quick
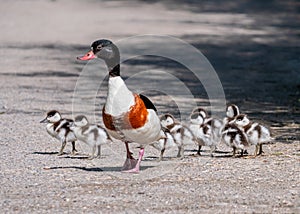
[223,104,240,126]
[70,115,111,159]
[222,104,249,155]
[78,39,162,173]
[189,108,223,156]
[222,123,249,157]
[160,113,197,158]
[150,127,177,161]
[40,110,77,155]
[231,114,272,156]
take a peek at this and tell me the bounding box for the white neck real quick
[105,76,134,116]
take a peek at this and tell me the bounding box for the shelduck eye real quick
[96,45,102,51]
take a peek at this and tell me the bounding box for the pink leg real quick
[122,148,144,173]
[121,142,138,171]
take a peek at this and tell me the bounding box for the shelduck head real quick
[77,39,120,76]
[74,115,89,127]
[226,104,240,119]
[40,110,62,123]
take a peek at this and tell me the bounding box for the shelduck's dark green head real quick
[77,39,120,76]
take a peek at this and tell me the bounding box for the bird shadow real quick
[61,155,90,160]
[32,151,91,159]
[143,156,178,161]
[186,149,232,154]
[32,151,59,155]
[43,165,155,172]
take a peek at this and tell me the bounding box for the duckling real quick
[160,113,197,158]
[70,115,112,159]
[189,107,223,156]
[150,127,178,161]
[189,112,222,156]
[232,114,272,156]
[222,123,249,157]
[40,110,77,155]
[222,104,250,155]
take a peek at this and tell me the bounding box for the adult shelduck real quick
[77,39,162,173]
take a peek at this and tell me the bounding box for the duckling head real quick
[189,112,205,125]
[74,115,89,127]
[226,104,240,119]
[191,107,208,119]
[160,113,176,129]
[234,114,250,127]
[40,110,62,123]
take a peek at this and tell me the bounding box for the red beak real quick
[77,50,96,61]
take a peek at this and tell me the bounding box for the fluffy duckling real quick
[231,114,272,156]
[70,115,111,159]
[222,104,250,156]
[40,110,77,155]
[222,123,249,157]
[160,113,197,158]
[189,107,223,156]
[150,127,178,161]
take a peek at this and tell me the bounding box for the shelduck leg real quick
[122,141,138,171]
[123,148,144,173]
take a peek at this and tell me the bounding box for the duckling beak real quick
[77,50,96,61]
[40,118,48,123]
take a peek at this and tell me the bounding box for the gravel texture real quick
[0,0,299,213]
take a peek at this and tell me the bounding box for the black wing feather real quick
[139,94,157,112]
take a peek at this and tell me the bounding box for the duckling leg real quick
[210,145,216,157]
[158,148,165,162]
[122,141,138,171]
[232,147,236,157]
[88,145,96,160]
[254,145,259,156]
[95,145,101,158]
[58,140,66,156]
[257,144,264,156]
[123,148,144,173]
[197,145,202,156]
[177,145,184,159]
[71,141,77,155]
[240,149,244,157]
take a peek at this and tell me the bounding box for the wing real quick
[139,94,157,112]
